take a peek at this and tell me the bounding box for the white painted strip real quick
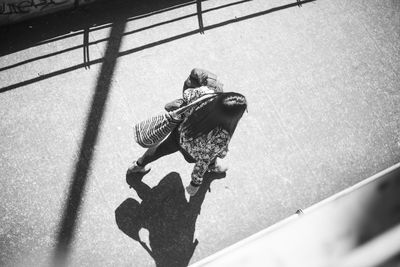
[190,162,400,266]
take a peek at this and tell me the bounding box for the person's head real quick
[182,92,247,139]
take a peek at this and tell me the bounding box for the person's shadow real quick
[115,170,225,267]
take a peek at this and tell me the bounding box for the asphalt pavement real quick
[0,0,399,266]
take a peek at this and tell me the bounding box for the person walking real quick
[128,70,247,196]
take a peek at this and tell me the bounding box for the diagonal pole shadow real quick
[53,18,126,266]
[0,0,245,73]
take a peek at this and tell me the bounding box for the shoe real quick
[207,164,228,173]
[127,161,151,174]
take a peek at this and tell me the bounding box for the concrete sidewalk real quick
[1,0,399,266]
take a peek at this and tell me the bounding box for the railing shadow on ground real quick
[0,0,316,93]
[116,171,226,267]
[0,0,251,59]
[0,0,197,55]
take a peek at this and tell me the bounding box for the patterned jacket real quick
[179,87,230,186]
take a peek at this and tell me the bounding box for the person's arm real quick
[215,130,230,159]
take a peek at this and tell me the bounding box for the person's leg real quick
[128,136,178,173]
[207,157,228,173]
[137,132,179,167]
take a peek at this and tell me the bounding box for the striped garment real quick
[133,93,215,148]
[133,113,181,148]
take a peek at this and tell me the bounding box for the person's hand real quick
[186,184,199,196]
[169,111,184,121]
[165,99,185,112]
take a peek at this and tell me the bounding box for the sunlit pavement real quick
[0,0,399,266]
